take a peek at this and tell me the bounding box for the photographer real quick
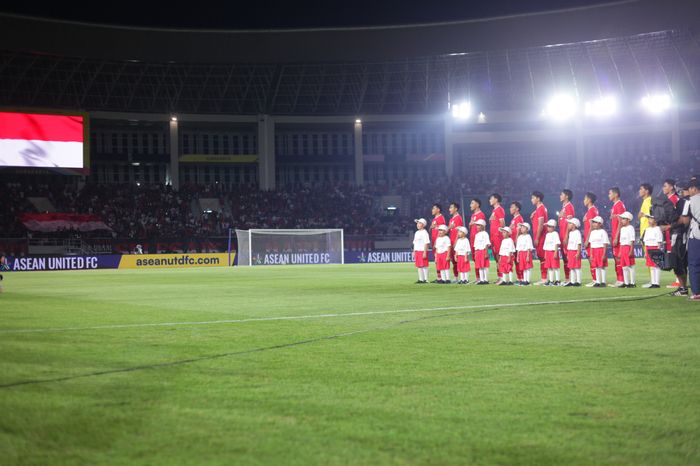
[662,182,690,296]
[684,178,700,300]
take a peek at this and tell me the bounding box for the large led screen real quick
[0,111,86,168]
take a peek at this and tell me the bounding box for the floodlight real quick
[641,94,672,115]
[451,102,472,119]
[543,94,577,121]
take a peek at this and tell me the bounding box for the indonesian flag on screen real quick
[0,112,84,168]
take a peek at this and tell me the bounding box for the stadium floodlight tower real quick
[234,229,344,266]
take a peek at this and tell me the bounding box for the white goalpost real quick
[234,229,344,266]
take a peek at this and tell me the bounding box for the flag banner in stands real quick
[20,213,112,232]
[6,253,235,271]
[0,112,85,168]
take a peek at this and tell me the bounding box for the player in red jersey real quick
[608,187,626,286]
[509,201,525,281]
[447,201,464,281]
[429,203,446,282]
[469,198,487,259]
[582,192,603,286]
[558,189,576,284]
[489,193,506,282]
[530,191,548,283]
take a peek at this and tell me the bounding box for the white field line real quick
[0,295,644,335]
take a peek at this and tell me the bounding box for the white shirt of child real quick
[434,236,452,254]
[473,231,491,250]
[588,229,610,249]
[413,229,430,251]
[642,226,663,247]
[516,234,534,252]
[543,231,561,251]
[499,237,515,256]
[454,237,471,256]
[567,229,582,251]
[619,224,635,247]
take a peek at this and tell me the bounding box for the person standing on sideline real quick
[515,223,534,286]
[473,219,491,285]
[530,191,548,285]
[583,192,602,286]
[683,179,700,300]
[617,212,637,288]
[497,227,516,286]
[642,215,663,288]
[412,218,430,284]
[558,189,575,284]
[454,226,472,284]
[489,193,506,283]
[447,202,464,282]
[509,201,525,282]
[434,225,452,284]
[469,198,487,263]
[564,218,583,287]
[588,216,611,287]
[609,187,627,287]
[667,182,690,296]
[543,219,562,286]
[663,179,681,288]
[638,183,653,242]
[429,204,446,282]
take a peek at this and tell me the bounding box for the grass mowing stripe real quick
[0,292,668,390]
[0,292,671,335]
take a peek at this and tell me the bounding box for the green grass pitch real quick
[1,262,699,466]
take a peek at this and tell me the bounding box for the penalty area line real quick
[0,294,661,335]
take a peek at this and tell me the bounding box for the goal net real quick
[235,229,344,266]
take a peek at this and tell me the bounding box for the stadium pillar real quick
[354,120,364,185]
[257,115,275,190]
[168,118,180,190]
[671,108,681,163]
[444,117,454,178]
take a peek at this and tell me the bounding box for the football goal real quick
[233,229,344,266]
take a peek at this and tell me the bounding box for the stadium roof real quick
[1,0,699,116]
[1,0,699,64]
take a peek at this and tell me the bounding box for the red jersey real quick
[470,210,487,244]
[430,214,446,245]
[610,200,626,243]
[583,205,599,243]
[489,205,506,238]
[529,203,548,243]
[448,213,464,244]
[558,202,575,241]
[510,214,524,238]
[668,192,680,207]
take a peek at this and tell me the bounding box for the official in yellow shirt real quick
[638,183,653,239]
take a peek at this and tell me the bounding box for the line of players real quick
[412,189,664,287]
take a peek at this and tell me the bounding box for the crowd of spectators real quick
[1,154,697,241]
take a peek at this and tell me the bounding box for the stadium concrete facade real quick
[1,0,699,190]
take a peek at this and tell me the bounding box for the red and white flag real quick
[0,112,84,168]
[20,213,112,233]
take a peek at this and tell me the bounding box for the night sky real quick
[0,1,608,29]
